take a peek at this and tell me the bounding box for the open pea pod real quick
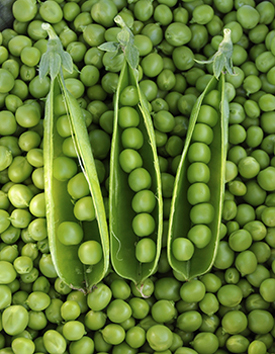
[167,29,232,280]
[109,61,163,287]
[42,24,109,293]
[107,17,163,287]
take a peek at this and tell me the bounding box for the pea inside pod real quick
[167,29,232,280]
[108,17,163,288]
[41,24,109,293]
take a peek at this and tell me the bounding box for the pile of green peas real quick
[2,0,275,353]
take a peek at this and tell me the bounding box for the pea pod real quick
[106,16,163,287]
[167,29,232,280]
[41,24,109,293]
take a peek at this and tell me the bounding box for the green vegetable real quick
[108,16,162,288]
[167,29,232,280]
[41,23,109,293]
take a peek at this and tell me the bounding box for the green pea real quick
[8,184,33,208]
[121,127,144,150]
[224,267,240,284]
[131,189,156,214]
[69,336,95,354]
[2,305,29,335]
[141,53,164,78]
[258,278,275,303]
[57,221,84,246]
[235,250,258,276]
[132,213,155,237]
[118,106,140,129]
[243,220,266,241]
[192,123,214,145]
[63,320,86,341]
[0,284,12,309]
[0,68,15,93]
[172,237,194,261]
[1,225,20,249]
[228,180,247,196]
[217,284,243,308]
[27,148,44,168]
[190,202,214,224]
[89,129,111,160]
[87,283,112,311]
[126,326,146,349]
[248,310,274,334]
[26,291,51,312]
[78,240,103,265]
[0,146,13,172]
[176,310,202,333]
[187,182,210,205]
[221,310,248,335]
[187,224,212,249]
[128,297,150,319]
[101,324,125,345]
[135,237,156,263]
[106,298,132,324]
[8,156,33,183]
[53,277,71,296]
[261,207,275,227]
[248,340,267,354]
[28,310,48,331]
[119,85,139,107]
[39,254,58,278]
[74,196,96,222]
[192,332,219,354]
[172,46,194,71]
[226,334,249,353]
[180,279,206,303]
[119,148,143,174]
[146,324,173,352]
[214,241,235,270]
[187,142,211,164]
[67,172,89,200]
[178,94,197,117]
[45,298,63,324]
[187,162,210,184]
[257,166,275,191]
[165,22,191,47]
[228,229,253,252]
[13,256,33,275]
[243,180,266,207]
[246,264,270,288]
[128,168,152,192]
[153,110,175,133]
[134,34,153,57]
[235,203,255,227]
[43,329,67,354]
[93,331,112,353]
[200,273,222,293]
[198,293,219,317]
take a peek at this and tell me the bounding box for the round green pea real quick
[78,240,103,265]
[172,237,194,261]
[132,213,155,237]
[57,221,84,246]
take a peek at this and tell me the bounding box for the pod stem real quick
[195,28,234,80]
[39,23,73,82]
[98,15,139,73]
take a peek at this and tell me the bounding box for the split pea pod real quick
[41,24,109,293]
[167,29,232,280]
[106,17,163,288]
